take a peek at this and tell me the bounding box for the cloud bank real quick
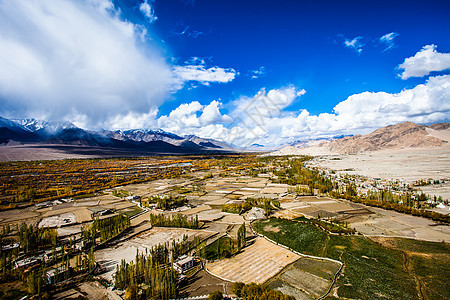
[158,73,449,147]
[0,0,237,129]
[0,0,172,128]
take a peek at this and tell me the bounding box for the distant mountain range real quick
[0,116,234,152]
[3,117,448,157]
[272,122,450,156]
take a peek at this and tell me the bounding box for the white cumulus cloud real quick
[139,0,158,23]
[173,65,237,86]
[398,45,450,79]
[157,100,231,135]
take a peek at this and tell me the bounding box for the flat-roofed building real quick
[173,255,195,273]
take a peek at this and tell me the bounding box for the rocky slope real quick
[272,122,450,155]
[327,122,447,154]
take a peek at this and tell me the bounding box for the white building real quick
[173,255,195,273]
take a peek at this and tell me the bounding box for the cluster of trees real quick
[147,235,193,266]
[237,223,246,249]
[150,195,187,210]
[247,198,280,214]
[149,213,200,229]
[26,246,95,298]
[0,246,19,282]
[0,223,96,298]
[74,247,96,272]
[352,196,450,223]
[114,250,178,300]
[171,234,193,260]
[287,185,314,196]
[26,269,46,296]
[231,282,295,300]
[201,223,246,260]
[0,157,192,208]
[202,237,237,260]
[222,198,280,215]
[81,214,130,245]
[18,223,58,254]
[1,224,11,236]
[294,216,355,235]
[96,214,130,243]
[327,185,450,222]
[15,186,37,202]
[414,179,442,186]
[112,189,129,198]
[221,203,247,214]
[274,157,335,194]
[194,236,206,258]
[208,291,224,300]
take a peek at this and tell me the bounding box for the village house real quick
[173,255,195,273]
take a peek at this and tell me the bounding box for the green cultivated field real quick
[371,237,450,300]
[253,218,449,300]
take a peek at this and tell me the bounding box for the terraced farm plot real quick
[272,209,303,219]
[181,205,212,215]
[42,206,92,223]
[39,212,76,227]
[206,237,300,284]
[267,257,341,299]
[0,209,39,225]
[217,214,245,224]
[260,186,288,194]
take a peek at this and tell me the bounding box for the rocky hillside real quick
[272,122,450,156]
[326,122,448,154]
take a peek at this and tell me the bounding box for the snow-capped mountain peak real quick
[13,118,77,133]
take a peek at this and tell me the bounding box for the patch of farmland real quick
[73,200,100,206]
[39,212,76,228]
[271,209,303,220]
[42,207,92,223]
[0,209,39,225]
[196,209,224,222]
[267,256,341,299]
[315,202,354,212]
[206,237,299,284]
[260,186,288,194]
[181,205,212,215]
[217,214,245,224]
[267,279,312,300]
[280,268,329,297]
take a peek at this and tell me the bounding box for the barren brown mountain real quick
[326,122,448,154]
[273,121,450,156]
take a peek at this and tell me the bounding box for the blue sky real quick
[0,0,449,146]
[147,0,450,114]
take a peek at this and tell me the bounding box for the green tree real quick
[208,290,223,300]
